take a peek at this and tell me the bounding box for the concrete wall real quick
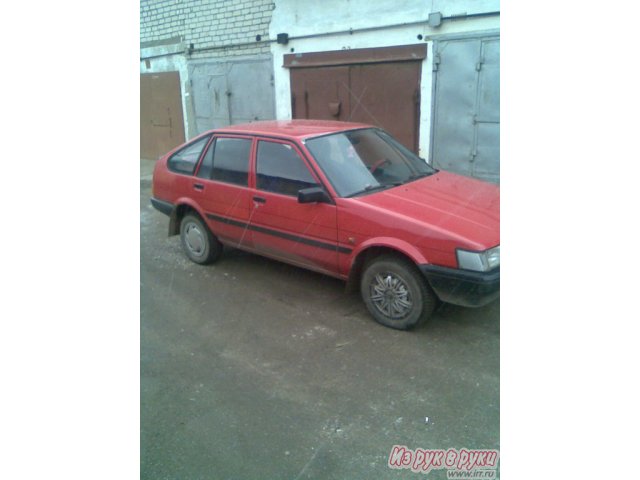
[140,0,276,140]
[269,0,500,158]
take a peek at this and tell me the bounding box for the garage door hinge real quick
[476,56,484,71]
[470,148,477,161]
[413,89,421,105]
[433,53,441,72]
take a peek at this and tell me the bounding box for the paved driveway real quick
[140,159,500,479]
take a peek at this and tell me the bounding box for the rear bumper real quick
[150,197,174,217]
[418,264,499,307]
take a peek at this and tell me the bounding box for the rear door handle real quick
[193,183,204,191]
[253,196,266,204]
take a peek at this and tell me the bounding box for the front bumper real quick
[419,264,500,307]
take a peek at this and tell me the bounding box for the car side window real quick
[198,137,251,186]
[167,135,211,175]
[256,141,318,196]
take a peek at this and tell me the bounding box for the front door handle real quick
[193,183,204,191]
[253,196,266,204]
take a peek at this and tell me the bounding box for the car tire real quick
[360,255,436,330]
[180,213,222,265]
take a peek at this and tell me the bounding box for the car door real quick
[192,135,254,248]
[249,138,339,275]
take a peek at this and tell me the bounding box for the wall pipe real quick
[140,11,500,61]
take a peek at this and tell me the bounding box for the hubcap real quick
[184,222,205,256]
[370,272,413,319]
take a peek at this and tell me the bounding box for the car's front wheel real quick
[180,213,222,265]
[360,255,436,330]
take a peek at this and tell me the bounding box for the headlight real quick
[456,246,500,272]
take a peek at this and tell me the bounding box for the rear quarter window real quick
[167,135,211,175]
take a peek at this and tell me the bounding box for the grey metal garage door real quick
[189,58,275,134]
[431,35,500,183]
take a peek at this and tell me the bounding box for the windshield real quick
[305,128,436,197]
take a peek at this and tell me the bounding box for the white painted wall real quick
[269,0,499,158]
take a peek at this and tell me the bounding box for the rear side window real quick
[198,137,251,186]
[167,135,211,175]
[256,141,318,196]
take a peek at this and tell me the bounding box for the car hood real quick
[354,171,500,247]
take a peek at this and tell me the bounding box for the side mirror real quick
[298,186,331,204]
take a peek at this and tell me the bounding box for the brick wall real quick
[140,0,274,58]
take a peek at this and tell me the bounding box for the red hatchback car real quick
[151,120,499,330]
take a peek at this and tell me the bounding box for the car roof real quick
[212,119,374,140]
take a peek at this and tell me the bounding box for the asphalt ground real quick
[140,159,500,479]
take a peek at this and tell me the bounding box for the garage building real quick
[140,0,500,183]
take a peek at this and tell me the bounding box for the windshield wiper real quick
[347,182,402,198]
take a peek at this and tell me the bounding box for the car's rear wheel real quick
[180,213,222,265]
[360,255,436,330]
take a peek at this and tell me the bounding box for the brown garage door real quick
[286,45,425,153]
[140,72,186,159]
